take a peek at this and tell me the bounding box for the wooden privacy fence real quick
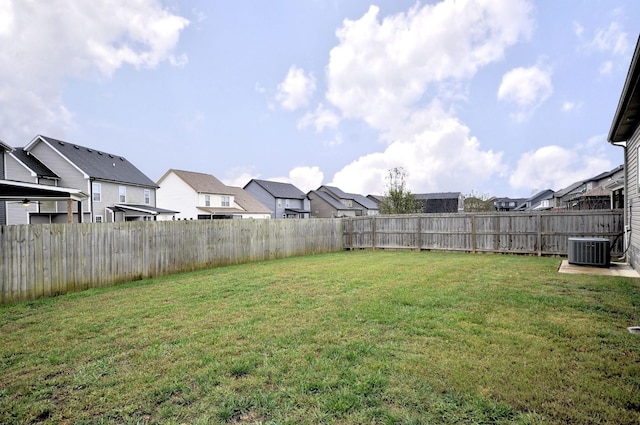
[343,210,625,256]
[0,219,343,304]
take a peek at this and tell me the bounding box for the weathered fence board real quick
[0,219,344,304]
[344,211,625,257]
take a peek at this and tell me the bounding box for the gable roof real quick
[159,169,234,195]
[350,193,378,209]
[227,186,271,213]
[11,149,59,179]
[245,179,306,199]
[309,190,356,210]
[609,34,640,144]
[0,139,13,152]
[317,185,379,210]
[27,135,158,188]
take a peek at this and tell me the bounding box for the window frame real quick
[119,186,126,203]
[144,189,151,205]
[93,182,102,203]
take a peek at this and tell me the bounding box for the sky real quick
[0,0,638,198]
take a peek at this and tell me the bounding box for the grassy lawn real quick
[1,250,640,424]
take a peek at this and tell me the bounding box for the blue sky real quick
[1,0,638,197]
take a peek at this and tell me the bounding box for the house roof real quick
[0,179,87,202]
[351,193,378,209]
[28,135,157,188]
[0,139,13,152]
[10,149,59,179]
[319,185,350,199]
[554,165,624,199]
[196,206,246,215]
[160,169,234,195]
[309,190,356,210]
[514,189,555,210]
[245,179,306,199]
[227,186,271,214]
[414,192,461,200]
[609,35,640,144]
[318,185,378,209]
[112,204,178,215]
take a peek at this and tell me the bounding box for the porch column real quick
[67,199,73,223]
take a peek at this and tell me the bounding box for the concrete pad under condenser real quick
[558,260,640,278]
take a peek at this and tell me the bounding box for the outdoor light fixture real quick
[21,199,30,207]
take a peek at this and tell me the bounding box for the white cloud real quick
[270,166,324,194]
[276,66,317,111]
[599,61,613,75]
[509,143,611,191]
[0,0,189,146]
[497,65,553,121]
[330,115,504,195]
[325,1,533,131]
[561,100,582,112]
[590,22,629,56]
[297,103,340,132]
[316,0,531,196]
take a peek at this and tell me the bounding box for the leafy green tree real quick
[379,167,420,214]
[463,191,495,212]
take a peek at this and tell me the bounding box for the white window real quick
[92,183,101,202]
[277,199,282,208]
[221,196,230,207]
[205,195,211,206]
[95,215,103,223]
[285,199,290,208]
[119,186,126,203]
[144,189,150,205]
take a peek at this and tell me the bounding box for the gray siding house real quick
[608,35,640,269]
[243,179,310,219]
[308,190,360,218]
[11,135,171,223]
[317,186,379,216]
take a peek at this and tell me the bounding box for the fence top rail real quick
[344,210,624,221]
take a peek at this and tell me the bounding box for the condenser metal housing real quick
[567,237,611,268]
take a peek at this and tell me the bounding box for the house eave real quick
[608,35,640,145]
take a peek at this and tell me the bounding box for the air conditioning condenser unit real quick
[567,237,610,268]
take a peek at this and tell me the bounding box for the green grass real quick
[1,250,640,424]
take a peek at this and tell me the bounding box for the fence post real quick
[537,214,542,257]
[471,214,476,254]
[372,216,376,250]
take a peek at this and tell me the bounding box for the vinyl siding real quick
[29,141,89,214]
[244,181,277,218]
[156,172,201,219]
[0,151,5,225]
[4,154,38,225]
[628,126,640,269]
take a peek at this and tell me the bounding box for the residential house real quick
[243,179,310,218]
[414,192,464,213]
[514,189,555,211]
[608,34,640,269]
[493,197,527,211]
[9,135,171,223]
[157,169,271,220]
[307,190,360,218]
[314,185,379,216]
[551,165,624,210]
